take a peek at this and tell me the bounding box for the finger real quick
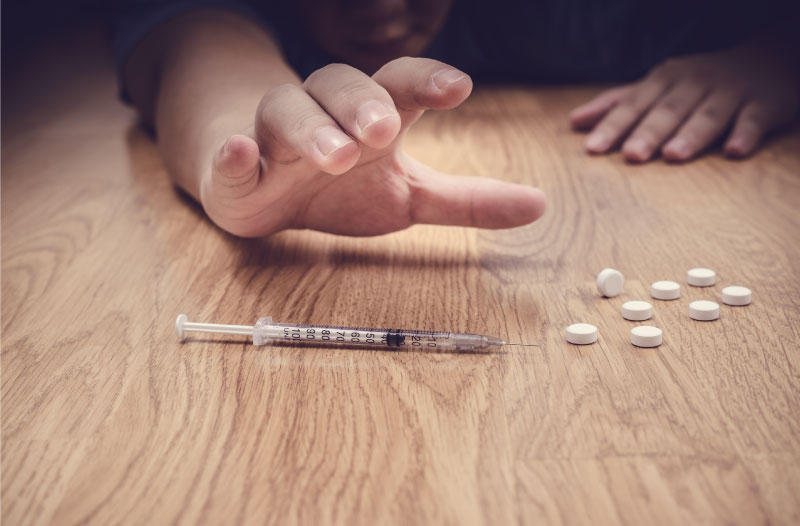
[208,134,261,201]
[723,101,785,158]
[372,57,473,129]
[621,81,708,162]
[584,76,671,153]
[403,157,546,229]
[569,86,632,130]
[255,83,360,175]
[304,64,402,149]
[661,91,741,161]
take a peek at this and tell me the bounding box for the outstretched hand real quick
[201,57,546,237]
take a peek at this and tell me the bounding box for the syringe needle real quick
[503,342,541,347]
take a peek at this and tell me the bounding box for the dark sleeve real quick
[111,0,264,101]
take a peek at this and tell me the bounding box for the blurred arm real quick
[122,8,300,199]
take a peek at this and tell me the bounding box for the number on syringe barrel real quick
[347,330,377,344]
[404,332,441,348]
[279,327,380,345]
[282,327,320,340]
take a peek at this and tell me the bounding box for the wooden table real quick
[3,25,800,526]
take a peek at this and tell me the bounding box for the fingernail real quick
[664,137,689,158]
[585,131,610,152]
[432,69,467,90]
[313,126,353,157]
[223,136,233,154]
[624,137,651,160]
[356,100,396,134]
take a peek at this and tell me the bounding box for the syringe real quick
[175,314,538,353]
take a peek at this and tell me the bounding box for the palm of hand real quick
[296,146,418,236]
[200,59,546,238]
[216,138,418,236]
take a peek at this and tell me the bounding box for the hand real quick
[570,45,799,162]
[200,58,546,237]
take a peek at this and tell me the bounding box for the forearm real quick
[123,9,300,199]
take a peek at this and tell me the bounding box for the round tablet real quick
[622,301,653,321]
[687,268,715,287]
[566,323,598,345]
[631,326,662,348]
[689,300,720,321]
[596,268,624,297]
[722,286,752,306]
[651,280,680,300]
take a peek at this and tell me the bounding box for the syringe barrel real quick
[254,318,498,351]
[254,317,450,349]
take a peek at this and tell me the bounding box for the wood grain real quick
[3,24,800,526]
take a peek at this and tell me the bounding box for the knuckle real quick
[306,63,387,108]
[304,63,351,86]
[335,77,379,102]
[685,72,708,87]
[609,102,639,123]
[377,56,421,77]
[286,108,325,139]
[389,56,416,68]
[647,69,666,84]
[697,104,726,123]
[259,83,299,112]
[622,89,653,111]
[657,97,684,117]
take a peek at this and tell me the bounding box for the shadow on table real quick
[174,194,545,272]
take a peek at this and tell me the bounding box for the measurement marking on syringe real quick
[282,327,382,344]
[175,314,540,353]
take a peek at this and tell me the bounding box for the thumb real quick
[209,134,262,200]
[404,156,547,229]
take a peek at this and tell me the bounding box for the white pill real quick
[566,323,598,345]
[689,300,720,321]
[722,286,752,306]
[631,326,662,348]
[687,268,715,287]
[651,280,680,300]
[597,268,624,297]
[622,300,653,321]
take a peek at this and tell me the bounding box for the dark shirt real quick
[112,0,783,93]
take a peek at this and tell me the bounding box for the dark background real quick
[3,1,108,72]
